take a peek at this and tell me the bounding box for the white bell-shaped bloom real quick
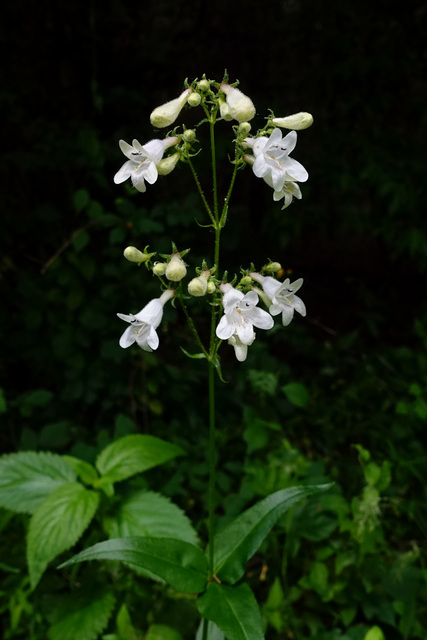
[114,137,177,193]
[228,331,255,362]
[251,274,306,326]
[216,285,273,345]
[245,129,308,193]
[117,290,174,351]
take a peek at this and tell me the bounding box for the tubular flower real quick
[265,175,302,209]
[220,84,256,122]
[216,285,274,345]
[114,137,178,193]
[250,274,306,326]
[117,290,175,351]
[245,128,308,192]
[150,88,192,128]
[228,332,255,362]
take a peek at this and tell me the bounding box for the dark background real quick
[1,0,426,456]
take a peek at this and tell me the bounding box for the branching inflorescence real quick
[114,73,313,369]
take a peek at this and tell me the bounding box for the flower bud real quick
[123,246,151,264]
[206,281,216,294]
[240,276,252,286]
[150,89,192,128]
[238,122,251,135]
[188,275,208,297]
[153,262,167,276]
[271,112,313,130]
[198,79,210,92]
[183,129,196,142]
[266,262,282,273]
[220,84,256,122]
[165,254,187,282]
[187,93,201,107]
[219,98,232,121]
[156,152,180,176]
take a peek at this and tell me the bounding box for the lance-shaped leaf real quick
[212,484,332,583]
[196,583,263,640]
[0,451,76,514]
[95,435,185,485]
[59,537,208,594]
[28,482,99,588]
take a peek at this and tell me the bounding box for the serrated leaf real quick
[48,584,116,640]
[28,482,99,588]
[212,484,332,584]
[0,451,76,513]
[282,382,309,408]
[95,435,184,485]
[110,490,198,545]
[59,537,208,594]
[196,583,263,640]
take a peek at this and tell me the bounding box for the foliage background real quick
[1,1,426,639]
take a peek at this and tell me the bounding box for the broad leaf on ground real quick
[212,484,332,583]
[28,482,99,588]
[59,537,208,594]
[95,435,185,485]
[196,582,264,640]
[47,584,116,640]
[110,490,198,544]
[0,451,76,514]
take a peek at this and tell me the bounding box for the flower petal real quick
[114,161,134,184]
[119,325,137,348]
[216,315,235,340]
[292,295,306,317]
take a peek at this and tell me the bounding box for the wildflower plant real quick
[59,73,330,640]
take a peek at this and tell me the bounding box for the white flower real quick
[114,138,169,192]
[150,88,192,128]
[165,254,187,282]
[245,128,308,192]
[216,286,274,345]
[220,84,256,122]
[266,175,302,209]
[228,332,255,362]
[251,274,306,326]
[117,290,174,351]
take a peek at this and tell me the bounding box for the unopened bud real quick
[187,93,201,107]
[271,112,313,130]
[198,79,210,91]
[150,89,192,128]
[157,152,180,176]
[165,255,187,282]
[183,129,196,142]
[124,246,151,264]
[220,84,256,122]
[153,262,167,276]
[188,275,208,297]
[206,281,216,294]
[219,98,232,121]
[240,276,252,285]
[238,122,251,135]
[266,262,282,273]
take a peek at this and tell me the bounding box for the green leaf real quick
[59,537,208,594]
[28,482,99,588]
[196,582,264,640]
[63,456,99,485]
[73,188,90,213]
[146,624,184,640]
[282,382,309,408]
[19,389,53,416]
[195,620,225,640]
[0,388,6,413]
[48,584,116,640]
[95,435,184,485]
[110,490,198,545]
[180,347,207,359]
[0,451,76,513]
[363,627,385,640]
[212,484,332,583]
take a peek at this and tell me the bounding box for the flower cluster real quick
[113,74,312,365]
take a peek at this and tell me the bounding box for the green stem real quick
[207,360,216,577]
[187,156,215,226]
